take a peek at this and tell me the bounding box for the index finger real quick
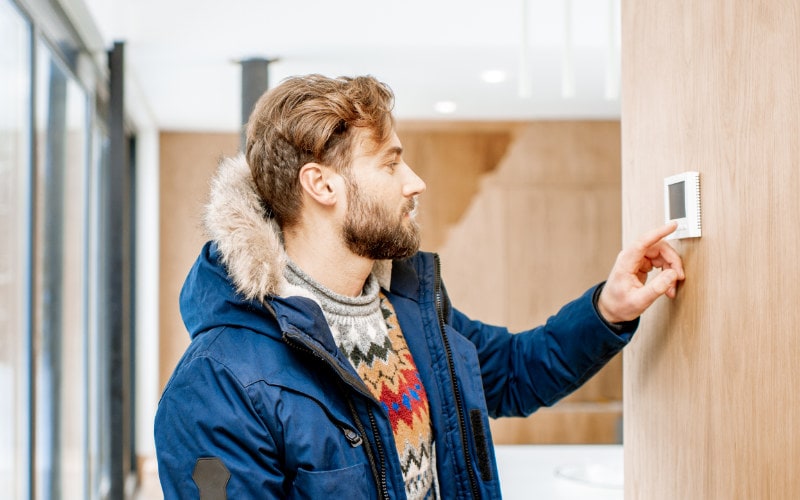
[617,221,679,272]
[646,241,685,279]
[636,221,678,250]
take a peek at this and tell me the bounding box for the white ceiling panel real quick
[79,0,621,130]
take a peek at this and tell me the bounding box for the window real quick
[0,0,32,497]
[3,2,136,497]
[33,40,90,500]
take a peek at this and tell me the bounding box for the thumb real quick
[650,268,678,298]
[632,269,678,309]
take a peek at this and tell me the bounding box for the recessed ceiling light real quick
[481,70,507,84]
[434,101,457,114]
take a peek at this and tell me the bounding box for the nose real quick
[401,163,426,197]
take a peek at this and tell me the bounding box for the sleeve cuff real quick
[592,282,639,335]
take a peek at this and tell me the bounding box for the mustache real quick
[404,197,419,218]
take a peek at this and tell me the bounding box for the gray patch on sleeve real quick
[192,457,230,500]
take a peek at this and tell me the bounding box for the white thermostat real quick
[664,171,701,240]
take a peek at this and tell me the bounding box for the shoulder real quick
[169,326,297,392]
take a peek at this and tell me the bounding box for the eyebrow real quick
[380,146,403,160]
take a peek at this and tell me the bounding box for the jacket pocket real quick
[290,462,372,499]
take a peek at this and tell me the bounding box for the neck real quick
[283,224,373,297]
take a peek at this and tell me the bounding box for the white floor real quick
[495,445,623,500]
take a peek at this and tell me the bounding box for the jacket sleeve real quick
[154,353,285,499]
[450,283,637,418]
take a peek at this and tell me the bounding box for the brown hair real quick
[245,74,395,228]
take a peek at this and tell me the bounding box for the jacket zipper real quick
[367,407,390,499]
[433,254,481,498]
[284,331,390,500]
[344,393,389,500]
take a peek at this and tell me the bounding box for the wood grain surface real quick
[622,1,800,498]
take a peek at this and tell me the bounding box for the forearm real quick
[456,284,637,418]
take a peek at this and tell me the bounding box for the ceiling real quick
[81,0,621,131]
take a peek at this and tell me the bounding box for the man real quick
[154,74,684,499]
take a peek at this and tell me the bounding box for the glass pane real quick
[88,126,110,500]
[34,40,89,500]
[0,0,31,497]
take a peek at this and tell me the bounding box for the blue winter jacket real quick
[154,155,637,499]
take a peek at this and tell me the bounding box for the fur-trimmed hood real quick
[202,154,391,303]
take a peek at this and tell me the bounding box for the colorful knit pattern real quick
[345,293,434,500]
[282,261,435,498]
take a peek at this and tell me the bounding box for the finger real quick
[618,222,679,273]
[662,275,679,298]
[637,222,679,251]
[646,242,685,279]
[629,269,679,310]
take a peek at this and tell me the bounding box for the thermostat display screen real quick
[664,172,701,240]
[668,181,686,219]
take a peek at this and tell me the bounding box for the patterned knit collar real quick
[284,259,381,318]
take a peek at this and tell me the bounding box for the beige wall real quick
[158,132,239,390]
[158,121,624,444]
[437,121,624,444]
[622,1,800,498]
[396,122,517,251]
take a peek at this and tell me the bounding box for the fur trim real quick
[204,154,393,302]
[204,154,287,301]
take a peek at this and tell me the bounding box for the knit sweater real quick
[284,261,436,499]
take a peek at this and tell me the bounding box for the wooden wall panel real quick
[438,122,625,443]
[158,132,239,391]
[489,403,622,444]
[622,1,800,498]
[396,123,515,251]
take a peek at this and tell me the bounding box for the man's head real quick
[246,74,396,229]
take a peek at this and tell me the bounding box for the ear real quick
[298,162,340,206]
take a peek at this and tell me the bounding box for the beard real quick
[342,187,421,261]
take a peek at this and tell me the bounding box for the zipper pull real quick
[341,427,363,447]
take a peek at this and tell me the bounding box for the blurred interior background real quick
[1,0,625,498]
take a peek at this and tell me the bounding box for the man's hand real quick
[597,222,686,324]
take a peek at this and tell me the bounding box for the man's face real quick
[341,129,426,260]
